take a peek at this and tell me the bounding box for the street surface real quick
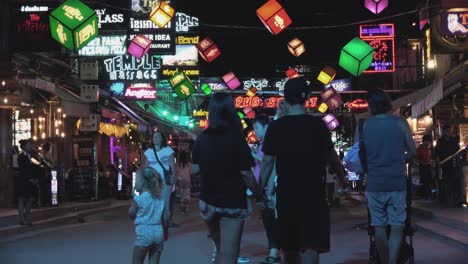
[1,199,467,264]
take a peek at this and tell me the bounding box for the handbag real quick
[153,147,173,185]
[344,119,367,174]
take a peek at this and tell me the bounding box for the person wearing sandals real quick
[192,92,266,264]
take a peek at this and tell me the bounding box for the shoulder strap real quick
[152,147,165,169]
[358,119,366,140]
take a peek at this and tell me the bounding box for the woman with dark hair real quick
[192,92,265,264]
[143,130,175,239]
[363,88,416,264]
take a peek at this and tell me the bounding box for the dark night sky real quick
[176,0,422,78]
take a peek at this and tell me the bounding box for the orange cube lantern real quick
[256,0,292,35]
[288,38,305,57]
[246,86,257,97]
[150,1,175,28]
[196,37,221,63]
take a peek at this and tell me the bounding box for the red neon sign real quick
[347,99,368,111]
[234,96,317,109]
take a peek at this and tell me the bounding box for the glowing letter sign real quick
[103,54,161,81]
[347,99,369,111]
[78,35,127,56]
[440,11,468,36]
[234,96,318,109]
[360,23,395,73]
[49,0,98,51]
[124,84,157,100]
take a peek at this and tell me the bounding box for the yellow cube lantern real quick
[317,66,337,85]
[288,38,305,57]
[246,86,257,97]
[149,1,175,28]
[318,102,329,113]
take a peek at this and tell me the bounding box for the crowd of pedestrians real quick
[126,77,464,264]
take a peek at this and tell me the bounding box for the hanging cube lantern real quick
[256,0,292,35]
[318,102,329,113]
[237,112,245,119]
[149,1,175,28]
[223,72,241,90]
[128,34,152,59]
[169,72,196,100]
[364,0,389,15]
[286,68,299,79]
[288,38,305,57]
[49,0,98,51]
[196,37,221,63]
[322,114,340,130]
[200,83,212,95]
[321,87,344,111]
[339,37,374,76]
[243,107,256,119]
[317,66,337,85]
[241,119,248,129]
[246,86,257,97]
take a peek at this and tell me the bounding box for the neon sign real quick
[103,54,161,81]
[242,79,269,90]
[360,23,395,73]
[347,99,368,111]
[363,38,395,73]
[324,78,352,92]
[360,24,394,38]
[175,12,199,32]
[78,35,127,56]
[124,83,157,100]
[234,96,318,109]
[440,11,468,36]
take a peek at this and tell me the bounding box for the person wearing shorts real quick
[362,89,416,264]
[259,78,345,264]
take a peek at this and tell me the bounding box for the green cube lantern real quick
[49,0,98,51]
[200,83,212,95]
[339,37,374,76]
[169,72,196,100]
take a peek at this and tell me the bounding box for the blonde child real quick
[128,167,168,264]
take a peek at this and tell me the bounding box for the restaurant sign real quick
[324,78,352,92]
[78,35,127,56]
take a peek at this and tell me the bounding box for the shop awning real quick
[110,97,150,130]
[54,85,91,118]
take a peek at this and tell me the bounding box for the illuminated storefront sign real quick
[193,110,209,118]
[95,8,126,30]
[175,12,199,33]
[324,78,352,92]
[362,38,395,73]
[161,45,199,77]
[12,2,60,51]
[360,24,394,38]
[360,23,395,73]
[440,10,468,36]
[103,54,161,81]
[176,36,200,45]
[129,17,175,54]
[242,79,269,90]
[131,0,167,14]
[124,83,157,100]
[199,78,229,91]
[234,96,318,109]
[78,35,127,56]
[347,99,369,111]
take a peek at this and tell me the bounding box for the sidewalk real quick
[0,198,131,243]
[345,192,468,250]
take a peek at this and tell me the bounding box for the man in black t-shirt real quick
[259,78,345,264]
